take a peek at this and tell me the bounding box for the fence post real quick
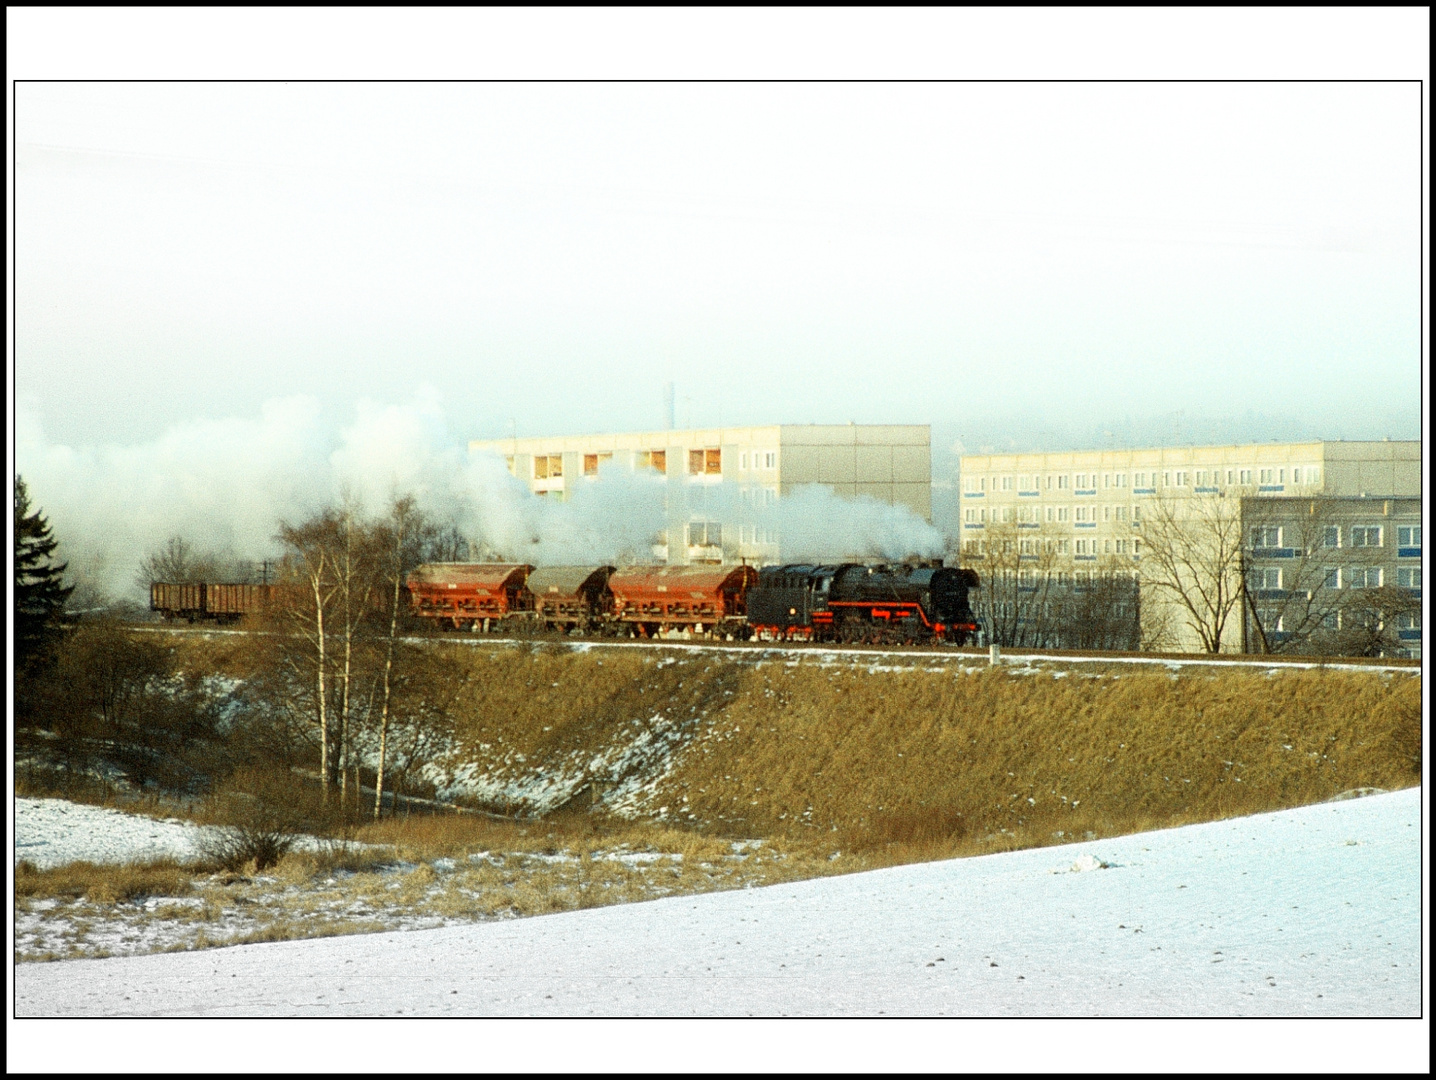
[989,643,1001,666]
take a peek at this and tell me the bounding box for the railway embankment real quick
[431,643,1421,863]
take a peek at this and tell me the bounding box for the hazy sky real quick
[17,81,1422,453]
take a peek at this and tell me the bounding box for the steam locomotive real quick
[404,560,980,645]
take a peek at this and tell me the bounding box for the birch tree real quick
[371,495,432,818]
[277,511,342,799]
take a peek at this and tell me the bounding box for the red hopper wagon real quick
[606,564,758,637]
[405,563,534,630]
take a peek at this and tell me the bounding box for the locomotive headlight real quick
[789,607,797,615]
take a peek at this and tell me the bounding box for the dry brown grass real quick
[15,859,200,905]
[435,646,1420,865]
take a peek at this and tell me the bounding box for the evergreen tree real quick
[14,476,74,671]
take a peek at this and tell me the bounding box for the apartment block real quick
[469,424,931,566]
[958,440,1421,655]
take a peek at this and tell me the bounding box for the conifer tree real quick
[14,476,74,670]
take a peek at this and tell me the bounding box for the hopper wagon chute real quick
[606,563,758,638]
[405,563,535,630]
[526,565,617,632]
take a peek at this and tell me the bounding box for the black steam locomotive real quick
[746,562,980,645]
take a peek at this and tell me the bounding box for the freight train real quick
[151,560,981,645]
[403,560,980,645]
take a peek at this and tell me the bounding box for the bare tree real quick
[134,536,224,588]
[1326,585,1420,658]
[1136,487,1247,653]
[371,495,434,818]
[277,510,342,800]
[1239,499,1391,656]
[329,496,379,809]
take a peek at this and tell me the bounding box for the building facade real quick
[958,441,1421,655]
[469,424,932,566]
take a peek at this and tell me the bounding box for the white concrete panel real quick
[779,425,859,446]
[778,446,825,483]
[855,446,893,483]
[855,425,929,445]
[893,483,932,520]
[892,444,931,484]
[811,445,856,484]
[854,481,893,503]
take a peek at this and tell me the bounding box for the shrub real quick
[198,765,334,871]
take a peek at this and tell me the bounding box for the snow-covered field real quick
[14,787,1420,1021]
[14,797,211,869]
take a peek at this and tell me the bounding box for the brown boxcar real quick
[606,564,757,636]
[150,582,206,621]
[406,563,535,629]
[526,565,616,630]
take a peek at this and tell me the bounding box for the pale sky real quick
[16,79,1422,455]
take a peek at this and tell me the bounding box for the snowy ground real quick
[14,798,211,869]
[14,787,1420,1018]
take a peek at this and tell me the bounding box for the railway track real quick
[130,622,1421,673]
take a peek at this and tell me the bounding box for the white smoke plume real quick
[16,389,947,604]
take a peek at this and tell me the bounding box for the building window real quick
[1131,504,1141,522]
[1195,470,1207,486]
[505,456,515,474]
[1075,539,1089,555]
[1057,539,1070,554]
[1397,567,1422,590]
[1046,475,1054,490]
[980,509,988,523]
[1258,468,1274,484]
[1323,526,1341,548]
[764,451,776,470]
[1057,507,1070,522]
[534,454,563,480]
[1075,473,1087,488]
[1133,472,1146,488]
[1346,567,1382,589]
[964,508,977,524]
[1020,539,1035,555]
[740,452,750,470]
[1114,473,1127,488]
[1102,474,1110,488]
[1103,540,1112,553]
[1250,567,1283,591]
[639,450,667,473]
[690,448,722,475]
[1001,476,1013,491]
[1398,526,1421,547]
[1239,469,1252,485]
[1057,475,1069,490]
[1045,506,1055,522]
[1116,539,1127,554]
[1351,526,1383,548]
[1001,507,1013,523]
[686,521,722,547]
[1250,526,1282,549]
[1324,568,1341,589]
[1132,540,1141,556]
[1102,505,1112,522]
[1225,469,1235,485]
[1074,506,1090,523]
[1115,505,1128,521]
[582,452,613,477]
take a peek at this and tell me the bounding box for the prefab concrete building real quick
[469,424,932,566]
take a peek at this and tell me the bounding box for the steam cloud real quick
[16,389,946,603]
